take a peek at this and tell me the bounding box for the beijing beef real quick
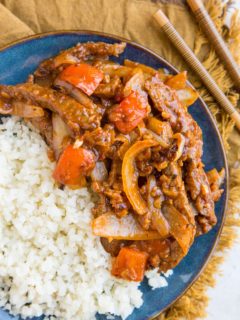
[0,41,225,282]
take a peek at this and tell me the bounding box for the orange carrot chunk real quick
[111,247,148,282]
[52,144,95,186]
[59,64,103,96]
[109,92,148,134]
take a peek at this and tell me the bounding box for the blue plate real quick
[0,31,228,320]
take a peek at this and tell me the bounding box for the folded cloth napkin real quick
[0,0,239,319]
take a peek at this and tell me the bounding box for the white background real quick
[206,228,240,320]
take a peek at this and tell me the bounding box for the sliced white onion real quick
[52,113,71,159]
[91,161,108,182]
[54,78,95,109]
[172,133,185,161]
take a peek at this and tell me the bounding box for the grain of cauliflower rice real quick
[0,117,172,320]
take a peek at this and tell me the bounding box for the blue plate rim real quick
[0,30,229,319]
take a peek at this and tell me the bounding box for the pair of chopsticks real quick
[153,0,240,131]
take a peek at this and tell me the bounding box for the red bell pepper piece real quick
[108,91,148,133]
[59,64,103,96]
[53,144,95,186]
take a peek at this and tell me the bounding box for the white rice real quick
[0,117,172,320]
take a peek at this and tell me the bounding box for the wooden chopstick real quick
[186,0,240,90]
[153,9,240,131]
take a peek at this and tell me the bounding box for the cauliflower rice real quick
[0,117,172,320]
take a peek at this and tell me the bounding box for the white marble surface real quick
[206,228,240,320]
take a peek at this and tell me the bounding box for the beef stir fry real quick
[0,42,225,282]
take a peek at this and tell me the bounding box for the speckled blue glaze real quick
[0,31,228,320]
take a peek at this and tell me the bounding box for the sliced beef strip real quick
[185,160,217,234]
[160,162,196,228]
[82,125,115,160]
[145,75,202,160]
[94,76,122,98]
[0,98,44,118]
[157,239,186,272]
[0,83,102,135]
[27,110,54,148]
[34,42,126,79]
[145,76,217,234]
[133,238,184,272]
[100,238,132,257]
